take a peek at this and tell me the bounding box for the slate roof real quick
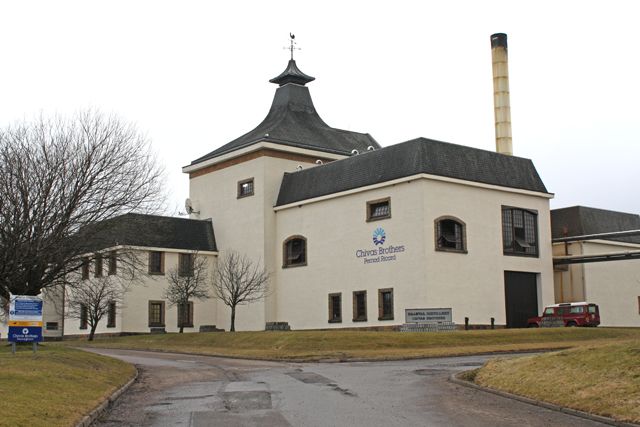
[276,137,549,206]
[551,206,640,244]
[191,61,379,165]
[78,213,218,253]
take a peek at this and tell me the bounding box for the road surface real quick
[87,348,607,427]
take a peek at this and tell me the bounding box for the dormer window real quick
[367,198,391,221]
[237,178,254,198]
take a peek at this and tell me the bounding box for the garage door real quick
[504,271,539,328]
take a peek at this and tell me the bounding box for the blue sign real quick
[8,326,43,343]
[11,299,43,317]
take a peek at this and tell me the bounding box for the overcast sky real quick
[2,1,638,215]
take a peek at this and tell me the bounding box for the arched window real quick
[283,236,307,268]
[435,217,466,253]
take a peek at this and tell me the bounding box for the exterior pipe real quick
[491,33,513,156]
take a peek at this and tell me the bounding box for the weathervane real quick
[285,33,301,60]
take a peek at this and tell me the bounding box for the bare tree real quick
[164,253,211,333]
[0,110,165,301]
[63,275,130,341]
[211,250,269,332]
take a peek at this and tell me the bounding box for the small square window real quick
[329,293,342,323]
[46,322,59,331]
[367,198,391,221]
[237,178,254,198]
[353,291,367,322]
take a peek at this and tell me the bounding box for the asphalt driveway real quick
[87,348,608,427]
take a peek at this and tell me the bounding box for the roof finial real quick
[286,33,300,60]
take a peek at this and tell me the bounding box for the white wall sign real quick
[405,308,452,323]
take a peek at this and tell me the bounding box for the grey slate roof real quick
[276,137,549,206]
[269,59,315,86]
[78,213,217,253]
[191,66,379,165]
[551,206,640,244]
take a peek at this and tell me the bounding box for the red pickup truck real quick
[527,302,600,327]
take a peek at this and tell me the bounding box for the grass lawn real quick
[0,344,135,427]
[471,340,640,423]
[69,327,640,361]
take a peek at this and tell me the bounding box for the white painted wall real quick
[274,175,554,329]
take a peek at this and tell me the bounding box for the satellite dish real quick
[184,198,199,215]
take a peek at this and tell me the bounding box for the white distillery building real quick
[3,54,564,337]
[551,206,640,327]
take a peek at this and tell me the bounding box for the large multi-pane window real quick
[108,251,117,275]
[94,253,103,277]
[502,207,538,256]
[283,236,307,267]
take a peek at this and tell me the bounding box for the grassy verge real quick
[0,344,135,427]
[68,327,640,361]
[472,341,640,424]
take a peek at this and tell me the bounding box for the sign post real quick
[8,294,44,353]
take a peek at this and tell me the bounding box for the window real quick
[435,217,466,252]
[108,251,117,275]
[46,322,59,331]
[570,306,584,314]
[237,178,254,198]
[81,257,90,280]
[502,207,538,256]
[148,300,165,327]
[638,297,640,315]
[148,251,164,275]
[283,236,307,268]
[328,293,342,323]
[94,253,103,277]
[544,307,555,315]
[177,301,194,328]
[353,290,367,322]
[367,197,391,221]
[107,301,116,328]
[378,288,394,320]
[179,253,194,277]
[80,304,88,329]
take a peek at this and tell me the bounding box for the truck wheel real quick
[567,321,577,327]
[528,323,539,328]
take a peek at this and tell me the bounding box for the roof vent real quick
[315,160,323,165]
[367,146,375,151]
[296,165,303,171]
[351,149,359,155]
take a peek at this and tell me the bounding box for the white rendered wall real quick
[582,241,640,327]
[274,176,554,329]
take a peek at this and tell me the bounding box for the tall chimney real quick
[490,33,513,156]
